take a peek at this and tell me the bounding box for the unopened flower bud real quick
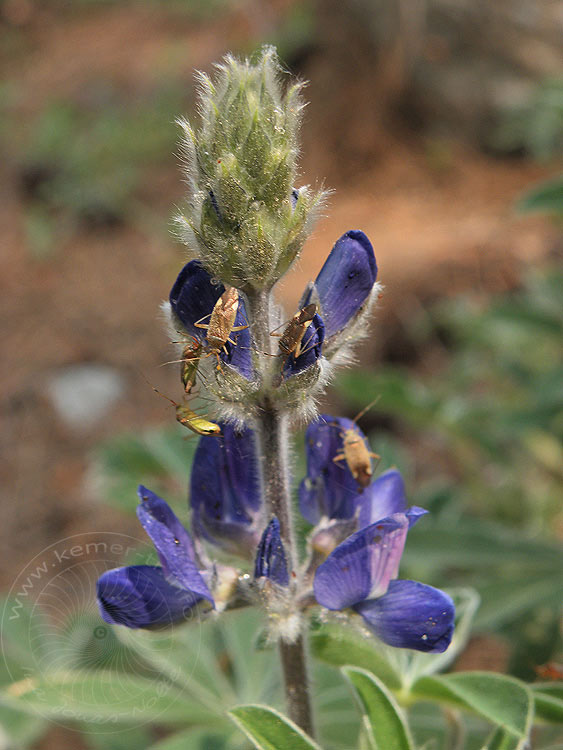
[175,46,325,292]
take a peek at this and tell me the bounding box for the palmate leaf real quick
[0,670,216,726]
[343,667,413,750]
[309,621,401,690]
[228,704,322,750]
[412,672,533,739]
[116,608,282,713]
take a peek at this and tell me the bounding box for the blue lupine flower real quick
[282,312,325,379]
[301,230,377,342]
[255,518,289,586]
[169,260,253,379]
[97,486,213,629]
[313,510,455,652]
[190,423,262,555]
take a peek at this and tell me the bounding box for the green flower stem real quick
[246,288,315,738]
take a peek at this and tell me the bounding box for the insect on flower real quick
[271,303,318,359]
[331,399,381,489]
[194,287,249,369]
[180,335,203,395]
[148,381,221,436]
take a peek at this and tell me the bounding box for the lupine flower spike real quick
[96,47,455,738]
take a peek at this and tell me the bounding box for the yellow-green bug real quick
[149,382,221,437]
[175,402,221,436]
[180,336,203,395]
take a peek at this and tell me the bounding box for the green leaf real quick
[0,705,47,748]
[412,672,533,738]
[147,726,231,750]
[484,726,530,750]
[1,670,217,725]
[532,682,563,724]
[82,724,153,750]
[309,622,401,690]
[343,667,413,750]
[474,571,563,630]
[404,519,562,571]
[228,704,322,750]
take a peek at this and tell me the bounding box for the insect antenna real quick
[351,395,382,425]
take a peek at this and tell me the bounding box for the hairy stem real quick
[246,288,315,738]
[279,634,314,737]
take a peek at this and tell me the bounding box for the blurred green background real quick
[1,0,561,748]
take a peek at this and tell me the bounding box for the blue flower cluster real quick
[97,231,454,653]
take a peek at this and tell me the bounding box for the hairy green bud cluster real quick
[176,46,324,291]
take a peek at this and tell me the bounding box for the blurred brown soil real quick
[0,6,559,746]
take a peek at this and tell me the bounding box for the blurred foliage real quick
[491,77,563,161]
[4,80,190,255]
[339,265,563,534]
[517,173,563,221]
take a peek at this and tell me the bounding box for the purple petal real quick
[254,518,289,586]
[405,506,428,528]
[357,470,407,528]
[97,565,205,629]
[190,424,261,554]
[283,313,325,378]
[304,231,377,338]
[299,416,361,524]
[313,517,409,610]
[136,486,213,606]
[354,580,455,653]
[169,261,253,380]
[170,260,224,339]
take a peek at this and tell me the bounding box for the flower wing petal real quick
[96,565,205,629]
[254,518,289,586]
[354,579,455,653]
[169,260,224,339]
[136,486,213,605]
[190,424,261,554]
[313,516,409,610]
[306,231,377,339]
[357,469,407,528]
